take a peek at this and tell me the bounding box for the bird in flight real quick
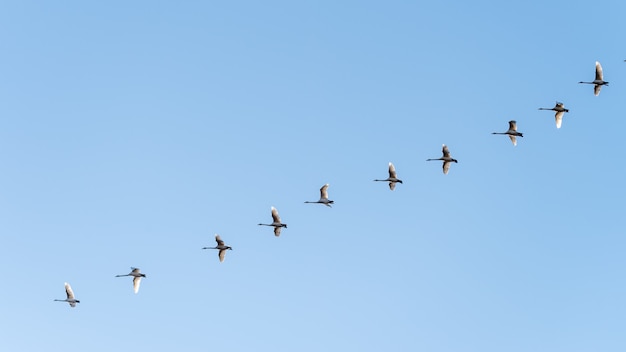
[258,206,287,237]
[578,61,608,96]
[54,282,80,308]
[427,144,458,174]
[116,267,146,294]
[492,120,523,146]
[202,234,233,262]
[374,162,403,190]
[538,102,569,128]
[304,183,334,207]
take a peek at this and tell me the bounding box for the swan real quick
[202,234,232,262]
[374,162,403,190]
[427,144,458,174]
[492,120,523,146]
[538,101,569,128]
[258,206,287,237]
[116,267,146,294]
[54,282,80,307]
[578,61,608,96]
[304,183,334,207]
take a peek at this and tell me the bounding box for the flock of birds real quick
[53,59,616,308]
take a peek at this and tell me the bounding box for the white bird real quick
[258,206,287,237]
[202,234,232,262]
[492,120,523,146]
[538,101,569,128]
[427,144,458,174]
[578,61,608,96]
[304,183,334,207]
[374,162,403,190]
[115,267,146,294]
[54,282,80,308]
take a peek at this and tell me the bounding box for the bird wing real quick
[274,226,282,237]
[594,84,602,96]
[271,207,281,223]
[133,276,142,294]
[65,282,75,300]
[388,162,397,178]
[443,161,451,174]
[555,111,564,128]
[508,135,517,146]
[389,181,396,191]
[508,120,517,131]
[442,144,451,158]
[320,184,330,200]
[215,234,224,246]
[219,249,226,262]
[595,61,603,81]
[131,267,140,274]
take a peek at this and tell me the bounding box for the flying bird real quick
[54,282,80,308]
[492,120,523,146]
[427,144,458,174]
[304,183,334,207]
[258,206,287,237]
[202,234,233,262]
[116,267,146,294]
[374,162,403,190]
[578,61,608,96]
[538,102,569,128]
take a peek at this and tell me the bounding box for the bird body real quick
[258,206,287,236]
[202,234,233,262]
[578,61,608,96]
[427,144,458,174]
[54,282,80,308]
[374,162,403,190]
[492,120,523,146]
[538,102,569,128]
[116,267,146,294]
[304,183,334,207]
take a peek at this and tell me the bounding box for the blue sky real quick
[1,1,625,351]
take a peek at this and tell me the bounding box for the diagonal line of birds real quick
[53,59,616,308]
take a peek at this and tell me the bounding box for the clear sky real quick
[1,1,625,351]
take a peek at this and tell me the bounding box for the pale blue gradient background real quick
[1,1,625,351]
